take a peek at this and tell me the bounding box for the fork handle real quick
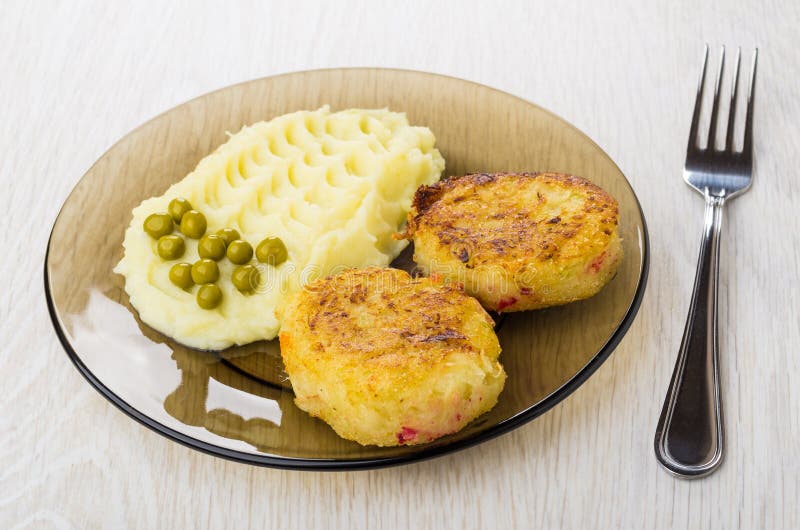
[655,194,725,478]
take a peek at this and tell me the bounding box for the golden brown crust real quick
[403,172,622,311]
[283,267,496,369]
[405,172,618,263]
[279,267,506,446]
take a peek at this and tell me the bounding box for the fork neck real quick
[702,194,725,239]
[703,191,726,208]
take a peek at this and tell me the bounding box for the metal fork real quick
[654,45,758,478]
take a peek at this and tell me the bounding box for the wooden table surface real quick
[2,1,798,528]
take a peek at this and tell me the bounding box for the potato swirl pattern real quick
[115,107,445,350]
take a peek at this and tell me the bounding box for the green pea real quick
[169,263,194,289]
[168,198,193,224]
[179,210,207,239]
[226,240,253,264]
[191,259,219,284]
[215,228,241,246]
[256,237,288,266]
[157,235,185,260]
[197,284,222,310]
[198,234,226,261]
[232,265,260,293]
[143,213,174,239]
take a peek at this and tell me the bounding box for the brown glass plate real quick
[45,69,648,470]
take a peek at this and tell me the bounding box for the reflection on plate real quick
[45,69,648,469]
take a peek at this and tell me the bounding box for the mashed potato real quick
[115,107,445,350]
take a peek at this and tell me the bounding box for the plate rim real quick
[44,67,650,471]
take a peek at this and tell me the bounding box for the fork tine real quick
[688,45,709,151]
[742,48,758,157]
[724,47,741,151]
[707,46,725,150]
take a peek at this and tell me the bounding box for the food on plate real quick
[143,213,173,239]
[197,234,226,261]
[279,267,506,446]
[168,197,192,223]
[197,284,223,309]
[179,209,207,239]
[168,263,194,290]
[156,234,185,260]
[215,227,241,246]
[114,107,445,350]
[401,172,621,312]
[255,237,288,265]
[231,264,260,293]
[190,259,220,284]
[225,239,254,264]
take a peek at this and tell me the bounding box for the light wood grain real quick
[1,1,798,529]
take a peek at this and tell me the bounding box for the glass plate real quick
[45,69,649,470]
